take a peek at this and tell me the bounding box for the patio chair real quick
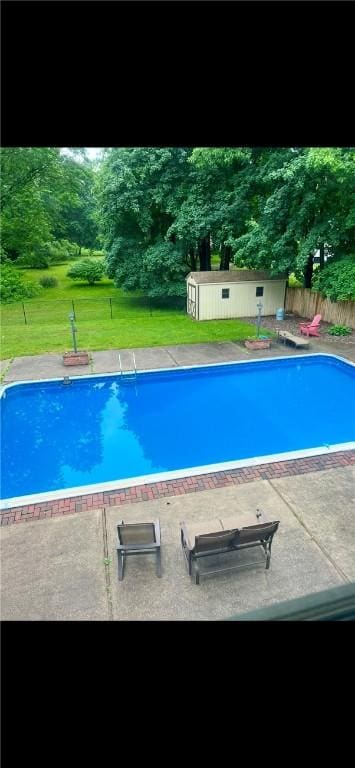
[116,519,161,581]
[299,314,322,337]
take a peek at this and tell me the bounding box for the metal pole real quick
[22,303,27,325]
[256,302,263,338]
[69,312,78,353]
[72,299,76,320]
[110,298,112,319]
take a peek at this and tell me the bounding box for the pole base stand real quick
[63,351,90,366]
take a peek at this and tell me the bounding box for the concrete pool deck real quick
[1,465,354,620]
[1,338,354,620]
[1,337,355,522]
[2,333,355,384]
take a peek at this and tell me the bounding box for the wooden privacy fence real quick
[285,287,355,329]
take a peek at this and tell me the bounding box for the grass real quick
[15,262,119,300]
[1,262,267,358]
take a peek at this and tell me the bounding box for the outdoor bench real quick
[180,510,279,584]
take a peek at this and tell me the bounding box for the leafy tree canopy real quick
[312,255,355,302]
[231,148,355,286]
[0,147,99,264]
[2,146,354,303]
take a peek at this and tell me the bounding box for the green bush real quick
[15,252,49,269]
[327,325,352,336]
[39,275,58,288]
[0,263,40,303]
[67,258,106,285]
[47,240,80,264]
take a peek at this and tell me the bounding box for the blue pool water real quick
[1,354,355,500]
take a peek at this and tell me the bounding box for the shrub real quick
[327,325,352,336]
[67,258,105,285]
[39,275,58,288]
[47,240,80,264]
[15,252,49,269]
[0,263,40,303]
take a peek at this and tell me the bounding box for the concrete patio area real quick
[1,465,354,620]
[2,325,355,385]
[1,334,354,619]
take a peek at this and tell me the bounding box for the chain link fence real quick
[1,295,186,326]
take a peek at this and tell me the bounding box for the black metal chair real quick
[116,520,161,581]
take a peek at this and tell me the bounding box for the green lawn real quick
[1,262,266,358]
[15,261,119,300]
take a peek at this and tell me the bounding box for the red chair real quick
[299,314,322,337]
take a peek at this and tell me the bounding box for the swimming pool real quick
[1,353,355,507]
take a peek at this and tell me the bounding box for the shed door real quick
[187,283,196,318]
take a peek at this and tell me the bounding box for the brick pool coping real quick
[1,449,354,526]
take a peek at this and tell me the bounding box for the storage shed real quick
[186,270,287,321]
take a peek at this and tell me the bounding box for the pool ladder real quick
[118,352,137,383]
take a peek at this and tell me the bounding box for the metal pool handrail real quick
[118,352,137,381]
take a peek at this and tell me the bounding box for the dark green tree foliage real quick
[97,148,193,296]
[3,147,354,303]
[97,147,256,296]
[186,148,253,270]
[0,148,58,259]
[50,150,99,252]
[312,255,355,301]
[231,148,355,286]
[0,148,99,263]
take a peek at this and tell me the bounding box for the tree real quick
[49,150,99,253]
[96,148,195,296]
[96,147,256,296]
[230,148,355,287]
[312,255,355,302]
[6,146,350,299]
[186,147,253,270]
[67,258,105,285]
[0,147,99,263]
[0,148,59,260]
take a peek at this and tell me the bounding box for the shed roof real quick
[187,270,286,284]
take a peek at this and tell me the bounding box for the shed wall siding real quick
[198,281,286,320]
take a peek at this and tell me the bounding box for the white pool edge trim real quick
[1,442,354,511]
[1,351,354,394]
[1,352,354,510]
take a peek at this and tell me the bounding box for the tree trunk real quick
[189,247,197,271]
[220,243,232,270]
[303,253,314,288]
[319,242,325,270]
[198,235,211,271]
